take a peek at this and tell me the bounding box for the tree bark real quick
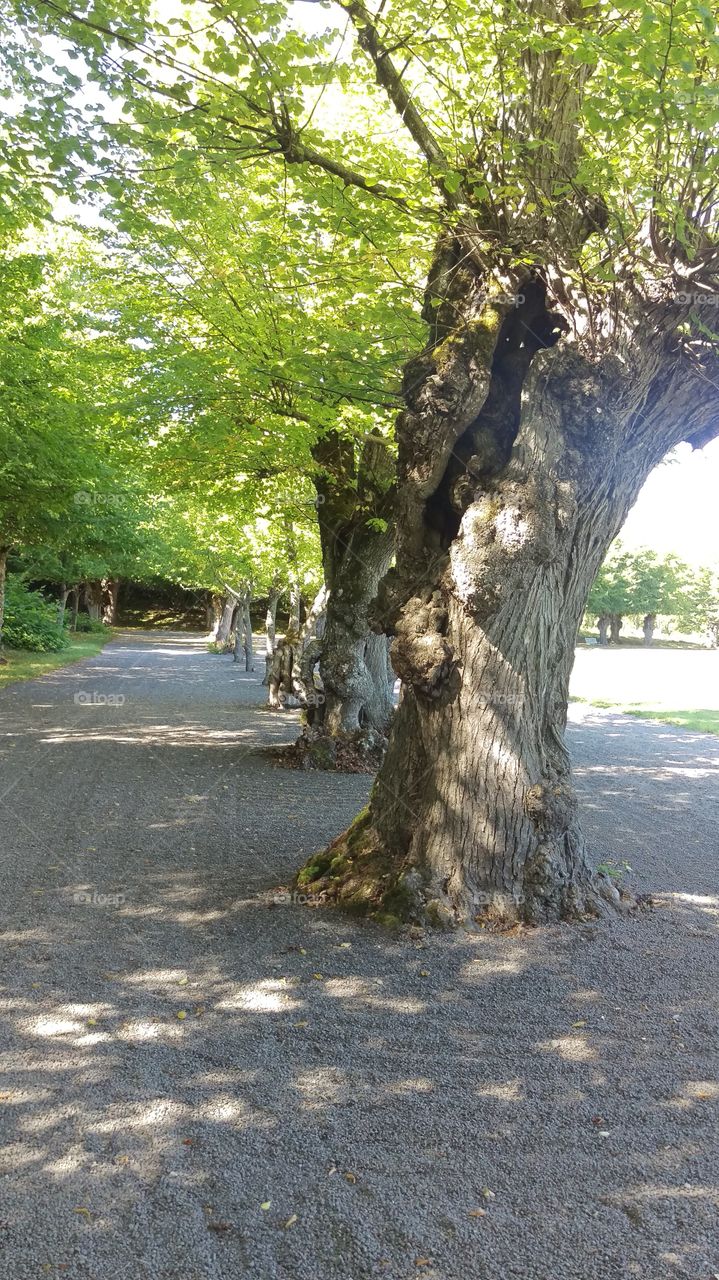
[609,613,623,645]
[232,587,254,671]
[298,233,719,923]
[0,546,8,662]
[262,585,281,685]
[56,582,70,629]
[69,585,80,632]
[83,580,103,622]
[597,614,610,646]
[642,613,656,647]
[308,431,396,739]
[101,577,120,625]
[266,585,328,711]
[213,595,237,649]
[206,593,223,637]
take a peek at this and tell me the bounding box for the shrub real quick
[3,577,69,652]
[73,614,106,634]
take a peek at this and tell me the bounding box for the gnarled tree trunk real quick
[642,612,656,646]
[101,577,120,626]
[292,431,396,765]
[299,240,719,923]
[609,613,623,645]
[597,614,610,646]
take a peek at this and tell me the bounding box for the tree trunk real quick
[642,613,656,647]
[297,219,718,922]
[69,585,80,632]
[266,585,328,711]
[232,588,254,671]
[283,516,302,634]
[597,614,610,646]
[288,578,302,634]
[319,525,395,735]
[0,546,8,662]
[262,585,281,685]
[56,582,70,629]
[609,613,623,645]
[83,580,102,622]
[206,593,223,638]
[214,596,237,649]
[309,431,396,740]
[101,577,120,625]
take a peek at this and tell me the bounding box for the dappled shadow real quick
[0,634,717,1278]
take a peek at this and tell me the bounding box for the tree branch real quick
[338,0,454,199]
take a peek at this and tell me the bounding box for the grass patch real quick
[621,707,719,735]
[571,696,719,736]
[0,632,112,690]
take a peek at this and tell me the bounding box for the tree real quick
[586,548,634,645]
[20,0,719,923]
[628,550,689,646]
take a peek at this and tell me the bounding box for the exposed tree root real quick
[295,812,640,930]
[269,726,388,774]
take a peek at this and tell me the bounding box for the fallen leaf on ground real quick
[481,1188,496,1200]
[194,1005,205,1016]
[415,1259,432,1267]
[344,1171,357,1184]
[73,1207,92,1221]
[177,977,188,986]
[284,1214,298,1228]
[260,1201,271,1211]
[339,942,351,949]
[419,970,430,978]
[293,1020,308,1028]
[572,1020,587,1028]
[468,1209,487,1217]
[176,1010,187,1020]
[208,1220,231,1233]
[313,973,323,980]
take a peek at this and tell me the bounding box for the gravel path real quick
[0,631,717,1280]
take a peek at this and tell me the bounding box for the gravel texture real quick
[0,631,717,1280]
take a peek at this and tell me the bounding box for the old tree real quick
[27,0,719,922]
[295,0,719,923]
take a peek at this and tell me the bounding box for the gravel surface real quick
[0,631,717,1280]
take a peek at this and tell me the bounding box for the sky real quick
[621,438,719,567]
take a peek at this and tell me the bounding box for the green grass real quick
[0,632,112,690]
[571,696,719,736]
[620,707,719,735]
